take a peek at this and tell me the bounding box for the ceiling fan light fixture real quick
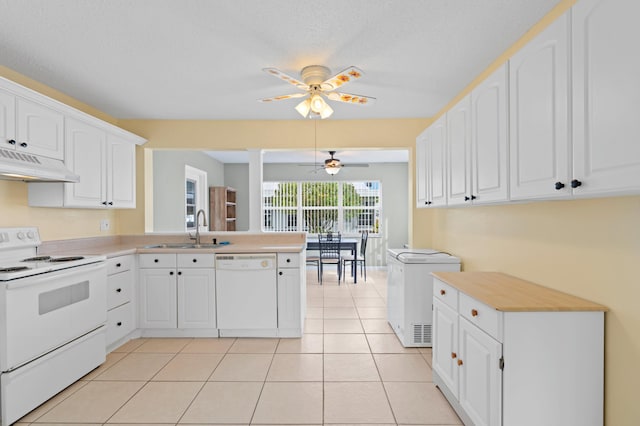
[320,102,334,119]
[310,94,325,113]
[295,98,311,117]
[325,165,341,175]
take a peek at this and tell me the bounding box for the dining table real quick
[306,237,359,283]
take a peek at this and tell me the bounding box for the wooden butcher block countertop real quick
[432,271,607,312]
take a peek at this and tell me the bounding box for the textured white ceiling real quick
[0,0,558,120]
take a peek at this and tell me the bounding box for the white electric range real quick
[0,227,107,425]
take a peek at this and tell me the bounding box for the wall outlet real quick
[100,219,110,232]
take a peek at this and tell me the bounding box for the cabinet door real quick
[429,115,448,207]
[107,133,136,208]
[415,132,430,207]
[277,268,301,330]
[177,269,216,329]
[447,95,472,206]
[64,118,107,207]
[432,299,459,398]
[458,317,502,426]
[138,268,177,329]
[15,97,64,160]
[471,64,509,204]
[0,90,16,148]
[510,13,570,200]
[572,0,640,196]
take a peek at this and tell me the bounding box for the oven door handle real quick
[4,261,106,290]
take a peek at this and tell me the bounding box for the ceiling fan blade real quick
[259,93,307,103]
[263,67,308,89]
[320,66,364,91]
[342,163,369,167]
[326,92,376,105]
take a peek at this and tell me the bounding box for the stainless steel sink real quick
[142,243,220,249]
[180,243,220,249]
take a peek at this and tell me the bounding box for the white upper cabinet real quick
[572,0,640,196]
[416,130,430,207]
[429,115,448,207]
[15,97,64,160]
[63,117,107,207]
[0,91,16,149]
[416,115,447,208]
[447,95,472,206]
[30,117,138,209]
[509,13,570,200]
[107,133,136,208]
[0,87,63,160]
[470,63,509,204]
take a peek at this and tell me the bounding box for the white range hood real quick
[0,147,79,183]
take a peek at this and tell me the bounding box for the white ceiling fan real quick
[259,65,376,119]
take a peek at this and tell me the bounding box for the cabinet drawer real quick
[177,253,215,268]
[459,293,502,342]
[138,253,176,268]
[434,278,459,310]
[107,302,134,345]
[107,269,133,310]
[277,253,300,268]
[107,255,134,275]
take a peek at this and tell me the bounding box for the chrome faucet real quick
[192,209,207,245]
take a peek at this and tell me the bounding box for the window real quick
[185,165,208,231]
[263,180,381,235]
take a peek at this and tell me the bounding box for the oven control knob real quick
[17,231,26,240]
[27,231,35,239]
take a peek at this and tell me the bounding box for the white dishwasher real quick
[215,253,278,337]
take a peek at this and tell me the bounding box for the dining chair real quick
[318,232,342,284]
[342,231,369,283]
[306,253,321,282]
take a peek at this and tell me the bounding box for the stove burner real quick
[0,266,31,273]
[22,256,52,262]
[48,256,85,263]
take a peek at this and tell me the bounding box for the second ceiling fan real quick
[305,151,369,175]
[259,65,376,119]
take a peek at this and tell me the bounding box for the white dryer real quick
[387,248,461,347]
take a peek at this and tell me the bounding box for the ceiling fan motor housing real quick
[301,65,331,87]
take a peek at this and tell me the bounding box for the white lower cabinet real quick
[432,274,605,426]
[276,253,305,337]
[138,253,216,331]
[106,255,136,348]
[458,316,502,426]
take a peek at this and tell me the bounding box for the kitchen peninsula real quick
[39,232,307,350]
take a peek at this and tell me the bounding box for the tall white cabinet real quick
[572,0,640,196]
[432,272,606,426]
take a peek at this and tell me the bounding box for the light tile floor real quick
[16,268,461,426]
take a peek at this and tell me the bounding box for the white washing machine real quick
[387,248,461,347]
